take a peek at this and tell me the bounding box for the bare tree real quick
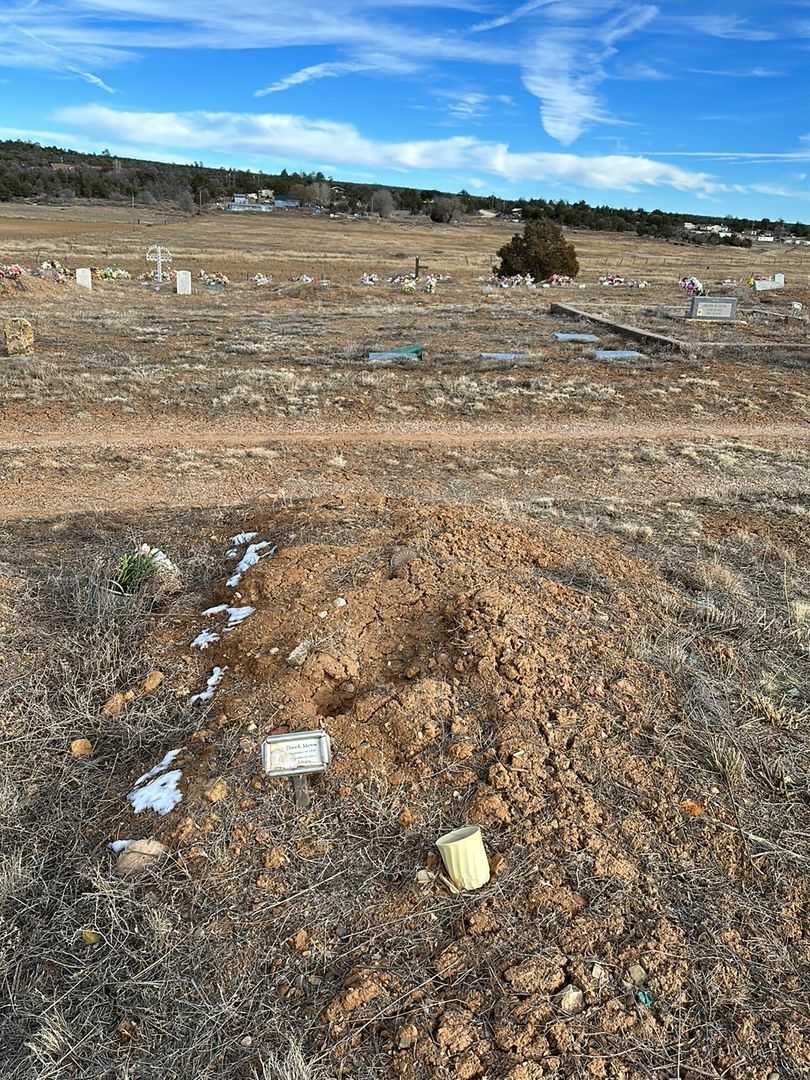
[430,196,460,223]
[370,189,396,218]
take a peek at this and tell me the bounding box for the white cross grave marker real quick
[146,245,172,284]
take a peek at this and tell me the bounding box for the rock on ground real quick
[2,318,34,356]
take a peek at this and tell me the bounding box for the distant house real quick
[758,234,775,243]
[227,193,272,212]
[274,198,300,209]
[258,189,274,200]
[683,222,696,231]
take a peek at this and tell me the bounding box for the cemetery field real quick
[2,206,810,1079]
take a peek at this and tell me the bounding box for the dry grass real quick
[3,209,810,425]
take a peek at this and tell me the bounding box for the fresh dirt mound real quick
[128,498,805,1078]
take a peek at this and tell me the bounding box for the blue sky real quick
[1,1,809,218]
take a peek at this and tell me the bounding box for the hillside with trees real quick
[0,139,805,242]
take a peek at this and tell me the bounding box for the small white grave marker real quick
[76,268,92,290]
[176,270,192,295]
[262,730,332,809]
[687,296,738,321]
[753,273,784,292]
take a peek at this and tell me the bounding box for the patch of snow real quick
[133,748,183,788]
[334,597,347,608]
[128,749,185,816]
[191,628,220,650]
[108,839,132,853]
[190,665,226,705]
[128,770,183,815]
[227,541,275,588]
[224,605,255,631]
[230,531,258,546]
[201,603,256,632]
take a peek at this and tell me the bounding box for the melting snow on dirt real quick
[190,665,226,705]
[127,749,184,816]
[202,603,256,631]
[191,627,220,649]
[226,531,258,557]
[227,541,275,588]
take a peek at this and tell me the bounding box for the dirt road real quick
[5,417,809,452]
[5,417,808,522]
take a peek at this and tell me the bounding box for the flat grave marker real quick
[687,296,738,321]
[176,270,192,295]
[595,349,644,360]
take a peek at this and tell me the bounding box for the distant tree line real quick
[0,140,806,239]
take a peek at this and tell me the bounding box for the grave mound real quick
[0,274,59,300]
[123,498,806,1077]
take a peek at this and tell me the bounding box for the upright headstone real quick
[176,270,192,295]
[76,268,92,290]
[754,273,785,292]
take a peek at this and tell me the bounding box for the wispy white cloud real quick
[611,61,669,81]
[54,103,729,196]
[255,54,418,96]
[749,182,810,200]
[1,18,118,89]
[669,15,776,42]
[434,89,514,121]
[69,67,116,92]
[520,5,658,144]
[472,0,557,34]
[257,62,370,96]
[689,66,784,78]
[641,148,810,164]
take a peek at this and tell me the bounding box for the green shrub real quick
[495,218,579,279]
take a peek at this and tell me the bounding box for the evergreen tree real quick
[495,219,579,279]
